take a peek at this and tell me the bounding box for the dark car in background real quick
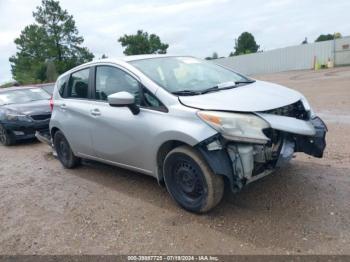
[38,83,55,95]
[0,86,51,146]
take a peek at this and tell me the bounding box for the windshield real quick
[0,88,50,106]
[130,57,250,93]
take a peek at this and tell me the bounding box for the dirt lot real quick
[0,67,349,255]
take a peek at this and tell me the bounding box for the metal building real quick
[215,36,350,75]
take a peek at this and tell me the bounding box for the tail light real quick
[49,96,54,112]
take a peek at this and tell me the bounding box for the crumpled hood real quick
[2,100,51,115]
[179,80,302,112]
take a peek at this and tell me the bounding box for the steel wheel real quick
[54,131,81,169]
[172,157,207,205]
[163,146,224,213]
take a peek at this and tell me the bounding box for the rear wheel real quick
[163,146,224,213]
[54,131,81,168]
[0,124,15,146]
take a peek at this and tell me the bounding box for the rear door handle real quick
[60,104,67,109]
[90,108,101,116]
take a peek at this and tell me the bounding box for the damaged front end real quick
[196,101,327,193]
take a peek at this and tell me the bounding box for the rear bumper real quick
[2,120,50,140]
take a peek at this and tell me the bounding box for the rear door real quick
[55,67,95,156]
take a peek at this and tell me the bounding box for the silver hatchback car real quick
[50,55,327,213]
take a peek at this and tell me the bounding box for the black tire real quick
[54,131,81,168]
[163,145,224,213]
[0,124,15,146]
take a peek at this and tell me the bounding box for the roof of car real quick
[57,54,191,79]
[93,54,187,64]
[0,86,37,93]
[119,54,183,62]
[0,84,53,93]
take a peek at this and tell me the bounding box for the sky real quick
[1,0,350,83]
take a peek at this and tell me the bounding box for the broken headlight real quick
[197,111,270,144]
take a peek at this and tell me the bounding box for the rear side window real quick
[67,69,90,99]
[57,76,68,97]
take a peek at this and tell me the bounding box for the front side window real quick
[67,69,90,99]
[130,57,250,93]
[95,66,140,104]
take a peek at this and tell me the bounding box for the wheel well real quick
[50,127,60,139]
[156,140,189,182]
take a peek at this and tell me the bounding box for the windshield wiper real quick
[171,90,201,96]
[200,80,256,94]
[234,80,256,84]
[172,80,256,96]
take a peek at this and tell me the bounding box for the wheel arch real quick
[50,126,60,139]
[156,140,191,183]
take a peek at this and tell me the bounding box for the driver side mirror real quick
[107,91,140,115]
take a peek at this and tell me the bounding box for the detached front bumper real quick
[2,119,50,140]
[197,116,327,193]
[295,117,327,158]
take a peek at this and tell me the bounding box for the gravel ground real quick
[0,67,349,255]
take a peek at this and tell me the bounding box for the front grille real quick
[13,125,49,136]
[261,100,308,120]
[30,114,51,121]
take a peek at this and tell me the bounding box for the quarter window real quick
[95,66,140,104]
[67,69,90,99]
[141,87,166,111]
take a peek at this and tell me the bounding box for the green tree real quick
[334,32,342,39]
[9,25,49,83]
[301,37,308,45]
[118,30,169,55]
[205,52,219,60]
[45,60,58,82]
[0,81,19,88]
[10,0,94,84]
[232,32,259,56]
[315,33,342,42]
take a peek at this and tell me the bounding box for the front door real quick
[89,65,153,172]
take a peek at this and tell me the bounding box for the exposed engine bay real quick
[197,101,327,193]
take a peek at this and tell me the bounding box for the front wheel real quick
[0,124,15,146]
[163,146,224,213]
[54,131,81,168]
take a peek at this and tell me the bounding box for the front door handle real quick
[90,108,101,116]
[60,104,67,109]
